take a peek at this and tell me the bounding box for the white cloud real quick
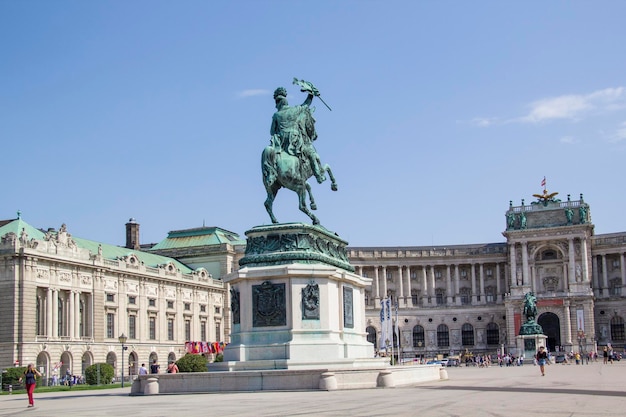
[236,89,270,98]
[559,136,578,144]
[610,122,626,143]
[469,117,497,127]
[520,87,625,123]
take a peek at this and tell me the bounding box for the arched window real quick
[149,352,158,367]
[366,326,377,348]
[106,352,117,378]
[610,316,625,341]
[413,325,425,347]
[462,323,474,346]
[486,322,499,345]
[437,324,449,347]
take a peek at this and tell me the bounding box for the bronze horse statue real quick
[523,292,538,322]
[261,106,337,225]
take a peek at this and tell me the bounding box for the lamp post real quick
[118,333,128,387]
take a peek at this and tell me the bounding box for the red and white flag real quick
[541,177,546,188]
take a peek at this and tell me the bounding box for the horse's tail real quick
[262,146,277,188]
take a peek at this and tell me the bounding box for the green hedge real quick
[84,363,114,385]
[176,354,208,372]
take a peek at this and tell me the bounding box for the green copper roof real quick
[0,218,193,273]
[0,217,46,240]
[150,226,245,250]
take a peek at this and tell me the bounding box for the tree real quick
[3,367,28,387]
[85,363,114,385]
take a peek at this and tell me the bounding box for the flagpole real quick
[389,296,394,365]
[395,300,400,364]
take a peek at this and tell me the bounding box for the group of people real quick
[137,359,179,375]
[497,353,525,367]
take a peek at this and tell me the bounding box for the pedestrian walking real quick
[18,363,42,407]
[536,346,548,376]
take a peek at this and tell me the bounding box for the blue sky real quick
[2,1,626,247]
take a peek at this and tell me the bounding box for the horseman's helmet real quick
[273,87,287,101]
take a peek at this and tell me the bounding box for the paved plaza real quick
[1,361,625,417]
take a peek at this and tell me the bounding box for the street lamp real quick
[118,333,128,387]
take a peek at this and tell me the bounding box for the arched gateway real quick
[538,312,561,351]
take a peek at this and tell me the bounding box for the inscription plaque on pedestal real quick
[343,287,353,328]
[252,281,286,327]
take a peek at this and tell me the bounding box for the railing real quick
[511,199,582,213]
[103,259,119,267]
[592,234,626,247]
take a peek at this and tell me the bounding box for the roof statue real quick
[262,78,337,225]
[532,177,560,206]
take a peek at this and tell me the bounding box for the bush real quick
[214,353,224,363]
[85,363,114,385]
[3,367,27,386]
[176,354,208,372]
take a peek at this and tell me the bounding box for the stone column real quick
[568,238,576,286]
[509,244,517,287]
[454,265,461,305]
[619,252,626,287]
[429,266,436,298]
[496,263,502,302]
[46,287,53,337]
[446,265,453,304]
[521,241,529,286]
[581,237,589,282]
[74,291,84,339]
[397,266,404,305]
[421,266,428,306]
[479,264,485,304]
[470,264,477,304]
[381,266,388,298]
[374,267,380,301]
[602,255,609,295]
[564,301,572,345]
[405,266,413,307]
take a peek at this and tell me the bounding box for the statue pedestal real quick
[200,223,441,391]
[220,223,380,369]
[516,334,547,359]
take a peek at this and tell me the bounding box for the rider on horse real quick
[270,83,325,183]
[523,292,538,322]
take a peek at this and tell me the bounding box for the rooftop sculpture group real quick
[262,78,337,225]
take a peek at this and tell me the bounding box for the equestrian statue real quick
[523,292,538,322]
[262,78,337,225]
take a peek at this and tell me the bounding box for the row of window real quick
[106,313,217,342]
[364,267,499,280]
[106,294,220,313]
[365,292,498,306]
[366,323,501,349]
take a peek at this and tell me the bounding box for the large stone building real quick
[3,189,625,382]
[0,216,227,383]
[351,192,626,359]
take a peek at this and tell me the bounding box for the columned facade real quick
[351,195,626,359]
